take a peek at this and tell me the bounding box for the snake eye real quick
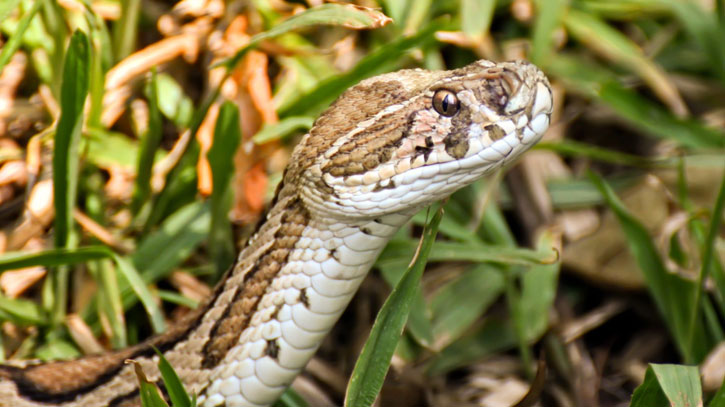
[432,89,460,117]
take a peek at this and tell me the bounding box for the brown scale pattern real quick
[323,99,426,177]
[286,79,413,181]
[200,197,309,368]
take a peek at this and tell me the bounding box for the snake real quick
[0,59,552,407]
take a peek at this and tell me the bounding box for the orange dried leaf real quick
[243,162,268,215]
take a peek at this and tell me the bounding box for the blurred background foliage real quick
[0,0,724,406]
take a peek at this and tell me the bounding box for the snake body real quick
[0,59,552,407]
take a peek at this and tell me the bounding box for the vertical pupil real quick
[442,95,450,112]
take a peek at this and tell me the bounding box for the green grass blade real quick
[112,254,166,334]
[156,290,198,309]
[597,81,723,149]
[208,102,242,276]
[133,202,210,284]
[547,55,723,149]
[651,364,702,407]
[252,116,314,144]
[155,349,193,407]
[630,365,670,407]
[132,70,163,215]
[345,203,444,407]
[0,0,21,22]
[513,230,561,343]
[274,388,308,407]
[460,0,495,41]
[54,29,90,249]
[564,8,685,115]
[426,318,517,375]
[688,166,725,354]
[222,4,392,71]
[132,361,170,407]
[0,246,112,271]
[535,140,665,168]
[663,0,725,83]
[431,264,504,347]
[112,0,141,61]
[530,0,567,65]
[590,172,711,362]
[97,260,127,348]
[379,239,558,267]
[0,294,45,325]
[0,1,42,75]
[154,74,194,128]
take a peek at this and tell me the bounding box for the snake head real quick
[293,59,553,219]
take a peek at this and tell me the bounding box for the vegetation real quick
[0,1,723,406]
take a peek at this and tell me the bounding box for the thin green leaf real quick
[530,0,567,65]
[208,102,242,276]
[133,202,211,284]
[547,55,724,149]
[112,0,141,61]
[34,338,80,361]
[426,318,517,375]
[378,239,558,268]
[431,265,504,348]
[0,246,112,272]
[402,0,432,34]
[85,128,161,170]
[132,70,164,214]
[630,365,670,407]
[274,389,308,407]
[155,349,193,407]
[662,0,725,83]
[564,8,687,115]
[535,140,665,168]
[590,172,711,362]
[112,254,166,333]
[54,29,90,249]
[597,81,723,149]
[0,0,42,75]
[96,260,127,348]
[0,294,45,325]
[460,0,495,40]
[0,0,21,22]
[154,73,194,128]
[157,290,198,309]
[252,116,314,144]
[345,203,444,407]
[222,4,392,71]
[132,361,170,407]
[513,229,561,342]
[688,166,725,354]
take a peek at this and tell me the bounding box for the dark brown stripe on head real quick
[201,198,309,369]
[444,104,471,159]
[322,101,425,178]
[285,79,413,183]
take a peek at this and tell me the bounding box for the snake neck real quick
[191,188,415,406]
